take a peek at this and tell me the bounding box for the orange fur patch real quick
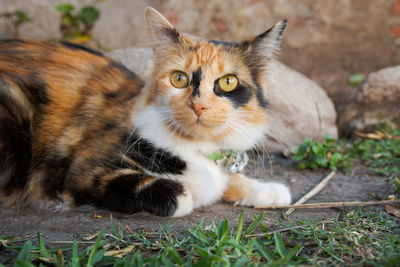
[223,174,252,202]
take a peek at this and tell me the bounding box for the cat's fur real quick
[0,7,291,217]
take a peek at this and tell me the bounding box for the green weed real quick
[292,129,400,191]
[0,10,32,38]
[292,134,352,171]
[1,210,398,266]
[55,2,101,44]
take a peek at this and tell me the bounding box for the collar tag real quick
[207,150,249,174]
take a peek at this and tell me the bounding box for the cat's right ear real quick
[145,7,181,50]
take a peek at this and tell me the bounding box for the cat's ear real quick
[241,19,287,61]
[145,7,181,50]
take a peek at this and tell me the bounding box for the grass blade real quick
[13,259,36,267]
[284,244,301,261]
[274,233,286,257]
[235,209,244,244]
[162,241,183,265]
[56,249,64,267]
[110,214,116,236]
[16,241,33,261]
[37,232,49,258]
[217,219,229,241]
[71,241,80,267]
[245,212,264,235]
[86,229,104,267]
[255,239,274,261]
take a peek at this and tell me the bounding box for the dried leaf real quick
[386,204,400,218]
[104,245,135,258]
[93,211,102,219]
[354,131,384,140]
[125,224,133,233]
[83,233,99,241]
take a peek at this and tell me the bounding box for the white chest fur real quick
[132,105,230,207]
[175,151,230,208]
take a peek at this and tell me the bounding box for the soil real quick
[0,154,395,264]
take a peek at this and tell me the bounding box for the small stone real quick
[337,65,400,136]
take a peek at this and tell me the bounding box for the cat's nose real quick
[190,101,209,117]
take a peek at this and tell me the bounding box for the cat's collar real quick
[207,150,249,174]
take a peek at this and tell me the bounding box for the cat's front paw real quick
[235,181,291,207]
[172,189,194,217]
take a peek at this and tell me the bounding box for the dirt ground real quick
[0,153,395,263]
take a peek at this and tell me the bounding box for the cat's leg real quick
[222,174,291,207]
[70,171,193,217]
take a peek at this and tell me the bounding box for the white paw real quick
[235,181,291,207]
[172,189,194,217]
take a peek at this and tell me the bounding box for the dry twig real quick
[247,219,334,237]
[285,171,336,215]
[256,199,400,210]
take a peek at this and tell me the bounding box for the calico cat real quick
[0,7,291,217]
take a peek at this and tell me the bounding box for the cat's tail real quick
[0,78,33,206]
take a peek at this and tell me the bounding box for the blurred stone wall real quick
[1,0,399,103]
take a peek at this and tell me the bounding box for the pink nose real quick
[191,102,209,117]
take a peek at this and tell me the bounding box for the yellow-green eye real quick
[218,75,238,92]
[170,71,189,88]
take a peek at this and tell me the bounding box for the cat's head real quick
[143,7,286,150]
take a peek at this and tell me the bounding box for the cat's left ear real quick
[241,19,287,61]
[145,7,181,50]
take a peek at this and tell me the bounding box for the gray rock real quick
[337,65,400,136]
[263,60,338,151]
[109,48,154,78]
[109,48,338,151]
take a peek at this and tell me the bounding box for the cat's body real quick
[0,8,291,217]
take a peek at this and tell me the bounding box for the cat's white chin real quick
[132,104,267,154]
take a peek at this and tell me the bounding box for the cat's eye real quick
[170,71,189,88]
[218,75,238,92]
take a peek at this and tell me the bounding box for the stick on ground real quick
[255,199,400,210]
[284,171,336,215]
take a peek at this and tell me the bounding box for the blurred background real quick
[1,0,399,105]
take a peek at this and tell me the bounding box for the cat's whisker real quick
[263,129,290,151]
[258,142,274,177]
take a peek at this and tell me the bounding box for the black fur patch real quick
[208,40,236,47]
[0,39,30,45]
[124,135,187,175]
[0,81,32,194]
[38,156,72,199]
[213,80,252,108]
[136,178,183,216]
[103,62,144,101]
[163,28,180,43]
[8,72,50,114]
[61,41,104,57]
[191,67,202,97]
[106,61,138,80]
[73,175,183,216]
[254,82,268,108]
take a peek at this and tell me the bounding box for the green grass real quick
[292,128,400,192]
[1,210,399,266]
